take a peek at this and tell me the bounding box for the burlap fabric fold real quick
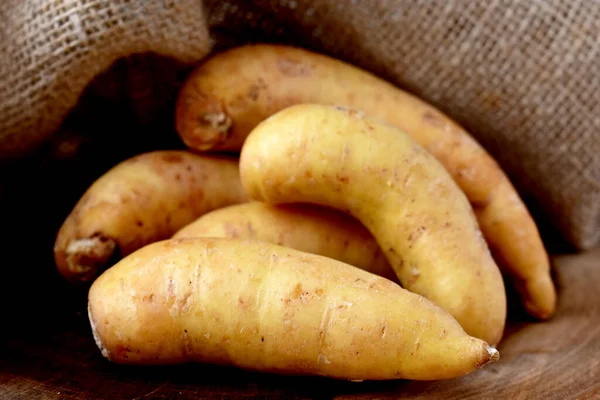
[0,0,598,250]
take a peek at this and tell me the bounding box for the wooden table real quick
[1,247,599,399]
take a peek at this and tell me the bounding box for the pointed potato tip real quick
[484,346,500,366]
[523,275,557,320]
[88,301,110,360]
[65,235,117,281]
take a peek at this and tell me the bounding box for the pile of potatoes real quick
[54,45,556,382]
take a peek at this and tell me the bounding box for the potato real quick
[176,44,555,319]
[88,237,499,381]
[54,150,248,282]
[240,104,507,345]
[173,202,396,282]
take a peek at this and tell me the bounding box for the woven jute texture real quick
[0,0,599,250]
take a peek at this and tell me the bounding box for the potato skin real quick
[54,151,248,282]
[176,44,555,319]
[173,202,396,282]
[88,238,498,381]
[240,104,507,345]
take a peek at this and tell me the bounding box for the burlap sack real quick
[0,0,598,250]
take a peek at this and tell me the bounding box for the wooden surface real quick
[1,247,599,399]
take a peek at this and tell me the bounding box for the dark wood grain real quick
[1,247,599,400]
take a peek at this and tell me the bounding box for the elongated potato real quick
[173,202,396,282]
[240,104,507,345]
[54,150,248,282]
[176,44,555,320]
[88,237,499,381]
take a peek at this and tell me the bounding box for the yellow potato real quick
[240,104,507,345]
[176,44,555,319]
[54,150,248,282]
[88,237,499,381]
[173,202,396,282]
